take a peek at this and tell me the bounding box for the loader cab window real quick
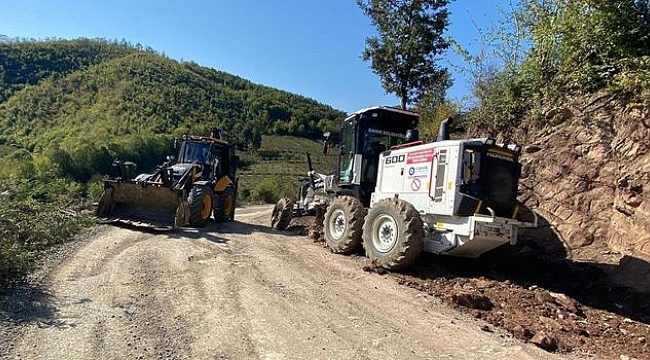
[212,157,220,177]
[179,141,211,165]
[212,145,233,178]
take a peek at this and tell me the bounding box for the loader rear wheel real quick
[363,198,424,270]
[324,196,366,254]
[214,186,236,222]
[271,197,294,230]
[189,185,213,227]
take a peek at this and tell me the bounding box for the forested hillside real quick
[0,39,344,180]
[0,38,345,285]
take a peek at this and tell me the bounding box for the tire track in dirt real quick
[1,207,569,359]
[182,233,261,359]
[222,208,564,359]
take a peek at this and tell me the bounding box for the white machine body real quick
[370,139,535,257]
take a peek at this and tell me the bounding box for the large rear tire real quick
[214,186,236,222]
[189,185,213,227]
[363,198,424,270]
[271,197,294,230]
[324,196,366,254]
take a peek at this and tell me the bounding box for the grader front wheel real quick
[271,197,294,230]
[323,196,366,254]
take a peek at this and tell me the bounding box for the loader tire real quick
[363,198,424,270]
[214,186,236,222]
[324,196,366,254]
[271,197,293,230]
[189,185,213,227]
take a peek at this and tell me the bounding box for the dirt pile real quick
[505,92,650,292]
[393,253,650,359]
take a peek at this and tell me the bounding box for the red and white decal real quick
[411,178,421,191]
[407,148,435,164]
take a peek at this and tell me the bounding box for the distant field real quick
[236,135,339,202]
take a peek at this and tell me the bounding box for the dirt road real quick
[0,205,566,359]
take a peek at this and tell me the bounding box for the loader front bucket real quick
[97,180,189,230]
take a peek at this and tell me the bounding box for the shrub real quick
[0,178,93,288]
[250,176,297,204]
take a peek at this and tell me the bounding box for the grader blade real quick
[97,181,188,230]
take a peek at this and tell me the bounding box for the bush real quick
[0,178,93,288]
[250,176,297,204]
[86,179,105,201]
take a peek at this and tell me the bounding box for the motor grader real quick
[97,129,238,230]
[271,106,536,269]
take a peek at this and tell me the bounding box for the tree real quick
[417,96,458,139]
[519,0,650,92]
[358,0,452,109]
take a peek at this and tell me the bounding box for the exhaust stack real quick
[436,117,453,142]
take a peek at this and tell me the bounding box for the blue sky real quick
[0,1,512,113]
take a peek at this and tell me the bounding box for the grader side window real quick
[462,148,481,185]
[434,150,447,202]
[339,122,355,183]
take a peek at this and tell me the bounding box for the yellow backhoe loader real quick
[97,128,238,230]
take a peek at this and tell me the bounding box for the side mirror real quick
[166,155,176,163]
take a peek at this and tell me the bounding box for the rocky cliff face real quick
[498,92,650,291]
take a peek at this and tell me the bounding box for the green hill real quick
[0,38,137,103]
[0,39,345,182]
[237,135,340,202]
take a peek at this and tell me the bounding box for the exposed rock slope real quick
[512,92,650,291]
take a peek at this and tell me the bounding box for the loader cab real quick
[338,106,419,206]
[176,137,236,181]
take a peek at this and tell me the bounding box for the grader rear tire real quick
[324,196,366,254]
[271,197,294,230]
[189,185,213,227]
[363,198,424,270]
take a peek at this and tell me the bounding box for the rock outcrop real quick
[490,92,650,291]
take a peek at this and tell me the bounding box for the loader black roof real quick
[182,134,230,146]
